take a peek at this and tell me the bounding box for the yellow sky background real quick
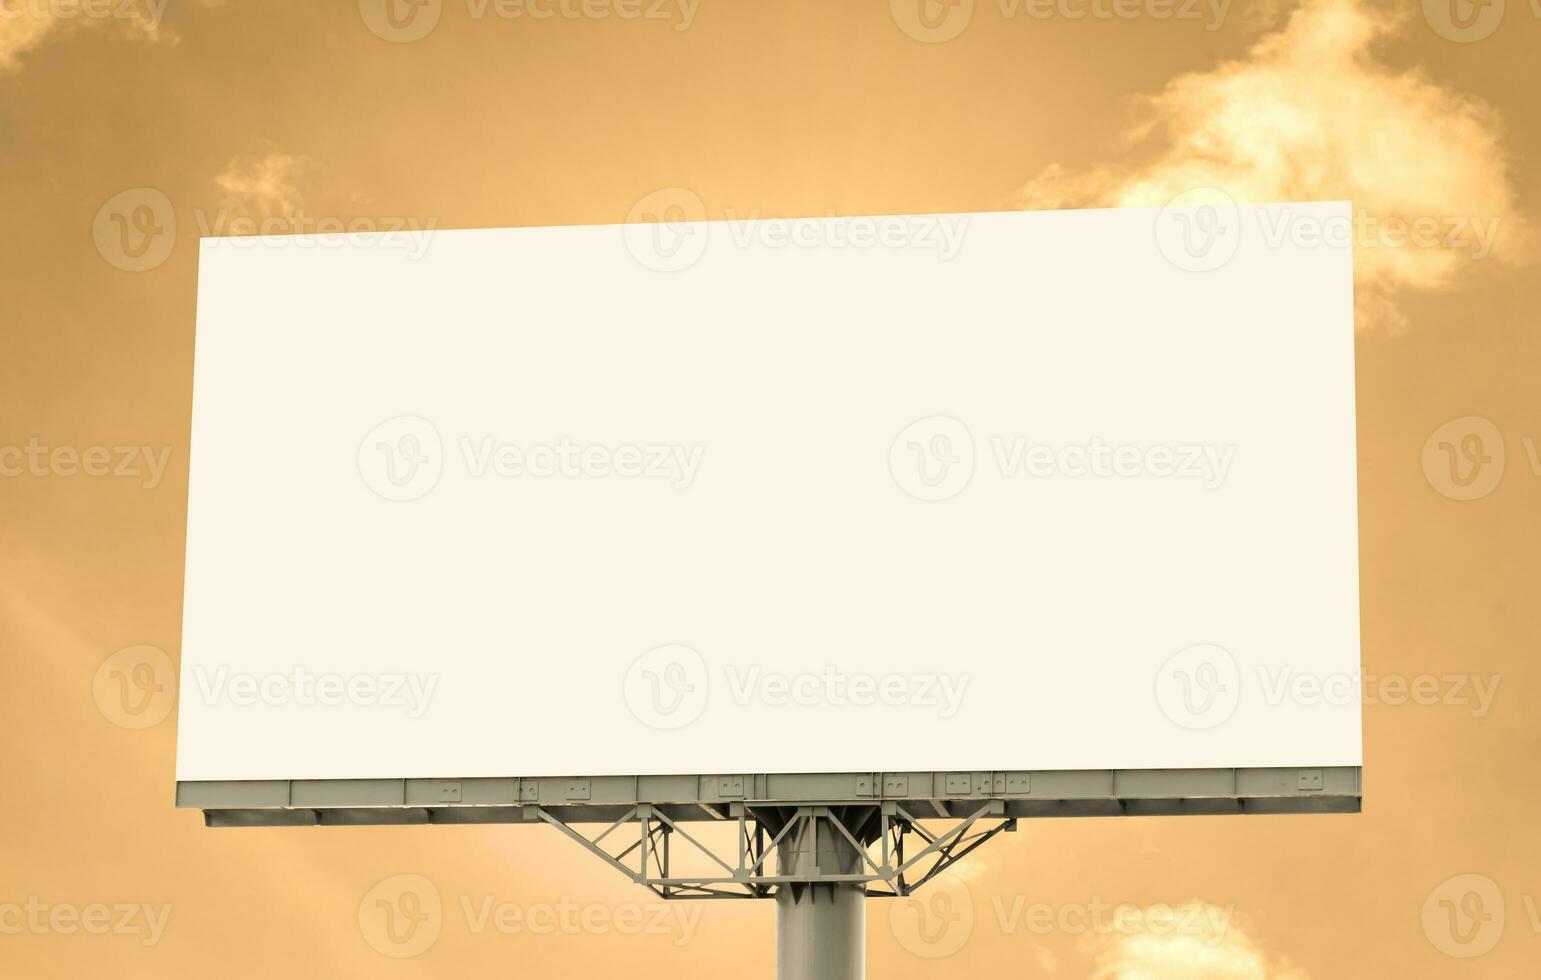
[2,0,1539,976]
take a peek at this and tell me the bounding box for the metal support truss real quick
[535,799,1017,901]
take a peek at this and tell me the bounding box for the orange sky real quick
[2,0,1539,976]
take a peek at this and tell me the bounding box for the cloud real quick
[0,8,60,71]
[1089,904,1308,980]
[214,151,307,218]
[0,1,174,75]
[1010,0,1524,331]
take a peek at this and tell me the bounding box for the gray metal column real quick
[774,814,866,980]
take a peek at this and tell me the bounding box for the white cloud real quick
[1089,904,1308,980]
[1011,0,1524,331]
[0,0,174,74]
[214,151,306,218]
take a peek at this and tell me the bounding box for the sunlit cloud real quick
[214,151,307,218]
[0,1,174,74]
[1010,0,1524,331]
[1089,904,1308,980]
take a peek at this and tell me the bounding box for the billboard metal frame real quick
[179,765,1359,978]
[180,765,1360,827]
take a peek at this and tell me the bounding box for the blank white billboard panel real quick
[177,202,1361,781]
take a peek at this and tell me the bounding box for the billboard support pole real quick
[774,810,867,980]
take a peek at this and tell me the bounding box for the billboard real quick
[176,201,1360,783]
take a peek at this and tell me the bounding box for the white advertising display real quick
[176,201,1361,782]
